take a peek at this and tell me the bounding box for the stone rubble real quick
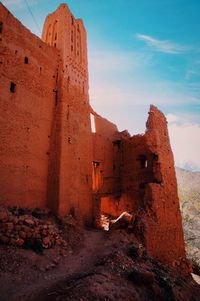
[0,206,67,250]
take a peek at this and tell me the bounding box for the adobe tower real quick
[41,4,93,222]
[0,3,93,224]
[0,2,187,266]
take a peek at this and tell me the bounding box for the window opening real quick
[90,113,96,133]
[0,21,3,34]
[139,183,146,189]
[10,82,16,93]
[92,161,100,191]
[139,155,148,168]
[24,57,28,64]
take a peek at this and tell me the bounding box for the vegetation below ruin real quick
[176,167,200,266]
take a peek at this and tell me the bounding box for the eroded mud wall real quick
[136,106,186,264]
[0,4,58,208]
[42,4,93,223]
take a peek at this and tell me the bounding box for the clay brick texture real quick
[0,3,186,266]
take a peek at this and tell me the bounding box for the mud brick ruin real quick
[0,3,186,266]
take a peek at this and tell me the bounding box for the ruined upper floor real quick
[0,2,186,266]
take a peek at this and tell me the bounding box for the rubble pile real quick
[0,206,66,250]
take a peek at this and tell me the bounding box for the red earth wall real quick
[0,4,58,209]
[92,106,186,265]
[0,3,93,224]
[0,3,186,265]
[41,4,93,223]
[137,105,186,265]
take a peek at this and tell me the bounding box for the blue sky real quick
[1,0,200,170]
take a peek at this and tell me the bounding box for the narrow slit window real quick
[90,113,96,133]
[10,82,16,93]
[0,21,3,34]
[92,161,100,191]
[24,57,28,64]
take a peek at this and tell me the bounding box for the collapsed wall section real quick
[92,105,186,266]
[0,3,187,260]
[134,105,186,265]
[0,4,59,208]
[92,114,120,194]
[91,114,119,219]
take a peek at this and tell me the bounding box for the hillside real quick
[176,167,200,265]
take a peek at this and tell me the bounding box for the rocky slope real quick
[0,204,199,300]
[176,167,200,265]
[1,226,199,301]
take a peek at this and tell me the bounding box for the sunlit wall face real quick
[2,0,200,171]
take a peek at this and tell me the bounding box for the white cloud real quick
[89,50,199,109]
[89,49,199,140]
[89,50,200,171]
[166,113,179,123]
[89,50,153,71]
[135,34,188,54]
[168,119,200,171]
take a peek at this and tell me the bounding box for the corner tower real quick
[42,4,93,224]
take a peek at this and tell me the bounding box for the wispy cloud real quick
[135,34,188,54]
[89,48,200,139]
[167,115,200,171]
[88,50,152,73]
[185,59,200,80]
[166,113,179,123]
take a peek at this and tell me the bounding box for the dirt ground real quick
[0,224,200,301]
